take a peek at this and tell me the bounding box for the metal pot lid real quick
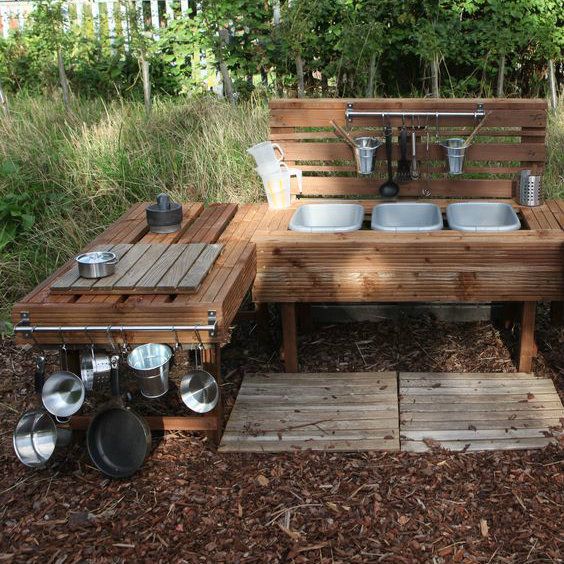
[180,370,219,413]
[76,251,117,265]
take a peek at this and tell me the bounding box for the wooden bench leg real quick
[281,303,298,373]
[518,302,537,373]
[203,344,223,446]
[550,302,563,326]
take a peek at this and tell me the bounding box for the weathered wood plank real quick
[155,243,206,290]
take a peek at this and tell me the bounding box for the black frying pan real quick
[87,358,151,478]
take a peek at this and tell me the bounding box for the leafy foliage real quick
[0,0,561,99]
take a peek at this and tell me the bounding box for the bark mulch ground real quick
[0,306,562,563]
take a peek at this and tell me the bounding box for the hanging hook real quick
[120,327,129,356]
[194,327,205,370]
[59,327,68,371]
[172,326,181,352]
[435,112,440,142]
[106,327,117,354]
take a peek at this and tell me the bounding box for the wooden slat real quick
[177,244,223,292]
[113,244,170,289]
[155,243,206,290]
[399,372,564,453]
[135,244,189,288]
[90,243,150,288]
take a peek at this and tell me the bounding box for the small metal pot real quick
[180,370,219,413]
[127,344,172,399]
[76,251,118,279]
[80,348,111,392]
[42,370,85,418]
[13,409,72,467]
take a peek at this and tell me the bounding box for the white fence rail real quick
[0,0,188,41]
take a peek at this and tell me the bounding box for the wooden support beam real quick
[518,302,537,373]
[203,344,224,445]
[550,302,563,326]
[70,414,218,431]
[281,303,298,373]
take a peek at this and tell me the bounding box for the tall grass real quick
[0,94,268,321]
[0,94,562,323]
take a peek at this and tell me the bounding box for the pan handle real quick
[109,355,120,398]
[34,356,46,394]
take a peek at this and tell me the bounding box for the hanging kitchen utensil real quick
[439,138,466,175]
[87,356,151,478]
[41,370,85,418]
[379,125,399,198]
[127,343,172,399]
[80,346,111,392]
[396,125,411,183]
[180,331,219,414]
[14,360,72,468]
[180,346,219,413]
[410,129,420,181]
[13,409,72,468]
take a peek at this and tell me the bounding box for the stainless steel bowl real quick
[80,349,111,391]
[42,371,86,418]
[13,410,72,467]
[76,251,118,278]
[127,344,172,398]
[180,370,219,413]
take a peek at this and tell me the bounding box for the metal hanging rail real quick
[14,311,218,338]
[345,103,485,123]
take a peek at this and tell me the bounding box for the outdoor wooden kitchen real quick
[11,98,564,470]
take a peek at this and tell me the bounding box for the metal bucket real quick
[440,138,466,175]
[353,137,383,175]
[518,170,543,207]
[180,370,220,413]
[80,349,111,392]
[42,371,86,418]
[13,409,72,467]
[127,344,172,398]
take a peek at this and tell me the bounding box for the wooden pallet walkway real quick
[400,372,564,452]
[220,372,563,453]
[219,372,400,452]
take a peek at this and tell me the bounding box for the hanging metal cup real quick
[353,136,383,175]
[440,138,466,175]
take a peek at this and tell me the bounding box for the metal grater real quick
[518,170,543,207]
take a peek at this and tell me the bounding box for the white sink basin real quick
[371,202,443,232]
[289,204,364,233]
[447,202,521,232]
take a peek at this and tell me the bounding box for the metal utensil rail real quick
[345,103,485,123]
[15,320,218,339]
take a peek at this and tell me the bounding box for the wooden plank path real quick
[220,372,563,453]
[51,243,223,294]
[219,372,400,452]
[399,372,564,452]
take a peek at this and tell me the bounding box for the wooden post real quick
[550,302,563,326]
[518,302,536,373]
[281,303,298,373]
[203,344,223,445]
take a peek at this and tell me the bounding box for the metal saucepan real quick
[14,357,72,467]
[87,357,151,478]
[42,370,85,418]
[13,409,72,467]
[127,343,172,399]
[80,347,111,392]
[180,346,220,414]
[76,251,118,279]
[180,369,219,413]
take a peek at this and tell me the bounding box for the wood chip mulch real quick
[0,305,562,563]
